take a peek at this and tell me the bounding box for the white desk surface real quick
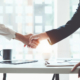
[0,60,79,73]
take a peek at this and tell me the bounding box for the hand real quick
[15,33,33,47]
[71,62,80,78]
[24,34,39,48]
[29,32,49,44]
[24,34,33,46]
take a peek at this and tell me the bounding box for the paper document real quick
[45,61,79,67]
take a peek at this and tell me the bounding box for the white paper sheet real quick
[45,61,79,67]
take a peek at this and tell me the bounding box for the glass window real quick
[0,6,3,14]
[44,0,52,4]
[35,25,43,33]
[45,6,52,14]
[45,26,52,31]
[26,16,33,23]
[72,5,78,13]
[34,0,43,4]
[0,0,54,62]
[15,0,23,4]
[25,6,33,14]
[15,6,23,14]
[35,16,42,23]
[6,6,13,14]
[70,0,80,58]
[4,0,13,4]
[0,16,3,24]
[16,16,23,23]
[26,26,33,33]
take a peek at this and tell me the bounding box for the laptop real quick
[0,59,38,65]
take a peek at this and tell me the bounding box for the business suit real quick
[46,1,80,45]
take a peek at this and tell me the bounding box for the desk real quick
[0,60,79,80]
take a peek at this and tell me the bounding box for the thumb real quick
[25,34,33,37]
[29,35,39,44]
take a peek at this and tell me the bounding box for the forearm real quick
[37,32,49,41]
[46,4,80,45]
[15,33,28,44]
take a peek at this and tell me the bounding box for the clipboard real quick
[45,61,79,67]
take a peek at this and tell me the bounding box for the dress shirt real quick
[0,24,16,40]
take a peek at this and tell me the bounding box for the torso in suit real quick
[46,1,80,45]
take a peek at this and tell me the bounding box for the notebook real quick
[45,61,79,67]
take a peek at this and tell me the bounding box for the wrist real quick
[15,33,28,45]
[38,32,49,41]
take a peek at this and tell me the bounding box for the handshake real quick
[15,32,49,48]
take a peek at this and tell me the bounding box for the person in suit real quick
[28,0,80,77]
[0,24,38,48]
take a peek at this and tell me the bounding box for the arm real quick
[14,33,29,45]
[0,24,31,46]
[46,3,80,45]
[29,4,80,46]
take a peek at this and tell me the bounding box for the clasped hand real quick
[23,32,49,48]
[24,34,40,48]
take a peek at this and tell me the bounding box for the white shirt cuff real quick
[6,28,16,40]
[0,24,16,40]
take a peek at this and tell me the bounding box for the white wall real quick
[57,0,71,58]
[54,0,70,80]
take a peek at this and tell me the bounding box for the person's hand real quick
[71,62,80,78]
[29,32,49,45]
[15,33,33,48]
[24,34,39,48]
[23,34,33,46]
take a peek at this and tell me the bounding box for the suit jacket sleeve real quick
[46,4,80,45]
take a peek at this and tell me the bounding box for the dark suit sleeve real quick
[46,4,80,45]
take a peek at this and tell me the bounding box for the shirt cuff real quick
[6,29,16,40]
[47,38,53,45]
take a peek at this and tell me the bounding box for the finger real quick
[30,39,39,46]
[71,66,77,72]
[30,45,37,48]
[31,46,36,49]
[27,43,37,48]
[32,39,39,43]
[29,36,39,44]
[29,44,38,48]
[31,44,38,48]
[24,45,26,47]
[29,36,33,44]
[25,34,33,37]
[31,40,39,45]
[27,44,32,48]
[78,69,80,78]
[71,62,80,72]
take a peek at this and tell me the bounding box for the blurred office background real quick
[0,0,80,80]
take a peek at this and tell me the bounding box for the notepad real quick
[45,61,78,67]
